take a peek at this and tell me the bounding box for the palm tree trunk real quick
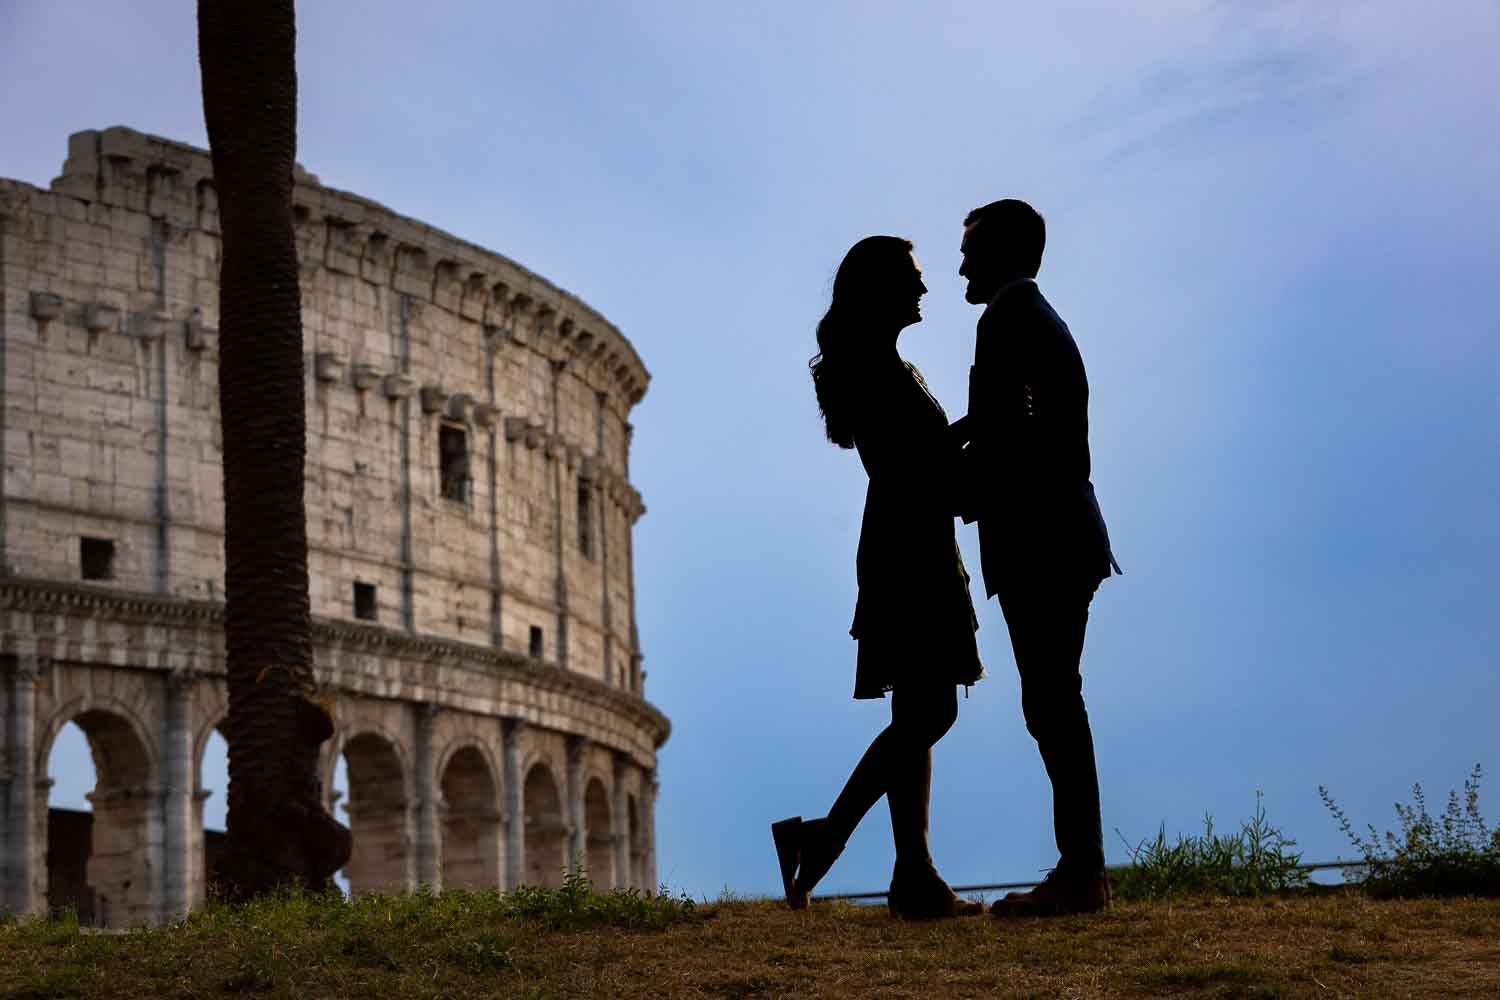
[198,0,350,899]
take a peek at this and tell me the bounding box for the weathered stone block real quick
[83,303,120,334]
[29,291,64,322]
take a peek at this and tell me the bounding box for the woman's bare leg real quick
[886,685,957,867]
[824,684,958,855]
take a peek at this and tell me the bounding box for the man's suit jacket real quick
[957,278,1119,597]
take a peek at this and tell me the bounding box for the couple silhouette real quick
[773,199,1120,920]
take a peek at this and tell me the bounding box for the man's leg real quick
[998,577,1104,879]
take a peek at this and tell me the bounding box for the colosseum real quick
[0,126,668,927]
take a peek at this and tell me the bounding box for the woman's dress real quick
[848,357,984,699]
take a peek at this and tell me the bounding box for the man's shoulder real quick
[979,280,1060,334]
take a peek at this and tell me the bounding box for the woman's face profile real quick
[901,252,928,328]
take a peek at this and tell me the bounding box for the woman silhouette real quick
[773,236,984,918]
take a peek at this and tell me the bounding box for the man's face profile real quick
[959,220,994,304]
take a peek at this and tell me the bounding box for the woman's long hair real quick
[810,235,914,448]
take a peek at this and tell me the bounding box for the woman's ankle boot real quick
[771,817,845,910]
[770,817,804,906]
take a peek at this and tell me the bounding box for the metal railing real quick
[812,859,1369,903]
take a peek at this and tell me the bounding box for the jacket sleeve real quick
[961,304,1071,517]
[1010,320,1063,485]
[958,308,1013,521]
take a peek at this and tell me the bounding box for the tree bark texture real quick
[198,0,350,899]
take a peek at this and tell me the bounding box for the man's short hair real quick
[964,198,1045,277]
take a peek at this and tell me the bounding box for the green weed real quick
[1320,763,1500,898]
[1113,791,1309,901]
[500,864,698,930]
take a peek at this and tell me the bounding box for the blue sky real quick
[5,1,1497,898]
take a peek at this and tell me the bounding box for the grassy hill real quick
[5,888,1499,999]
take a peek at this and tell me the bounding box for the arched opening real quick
[584,778,613,888]
[339,732,410,895]
[43,711,155,928]
[522,763,566,888]
[627,794,644,891]
[330,753,350,896]
[195,727,229,905]
[439,746,501,891]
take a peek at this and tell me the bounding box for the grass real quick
[4,890,1499,998]
[2,874,695,1000]
[7,776,1496,998]
[1112,792,1310,902]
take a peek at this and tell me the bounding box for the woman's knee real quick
[893,685,957,746]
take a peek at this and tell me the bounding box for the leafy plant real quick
[500,864,698,930]
[1113,791,1309,901]
[1319,763,1500,898]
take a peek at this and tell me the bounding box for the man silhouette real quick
[952,198,1120,917]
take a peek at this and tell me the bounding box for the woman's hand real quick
[946,414,972,446]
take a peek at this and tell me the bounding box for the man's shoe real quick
[990,869,1110,918]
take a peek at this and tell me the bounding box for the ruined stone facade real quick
[0,127,667,926]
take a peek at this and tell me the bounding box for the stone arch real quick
[192,714,230,907]
[438,743,502,891]
[36,696,157,780]
[583,777,613,888]
[189,689,229,791]
[322,721,414,809]
[339,729,412,895]
[39,700,158,928]
[522,762,566,889]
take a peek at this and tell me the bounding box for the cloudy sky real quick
[5,1,1497,899]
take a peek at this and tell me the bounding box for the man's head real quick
[958,198,1045,304]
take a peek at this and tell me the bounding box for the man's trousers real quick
[994,574,1105,878]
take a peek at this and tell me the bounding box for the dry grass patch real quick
[3,892,1499,999]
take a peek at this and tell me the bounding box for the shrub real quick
[1113,792,1309,901]
[1319,763,1500,899]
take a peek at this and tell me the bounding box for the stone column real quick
[413,703,440,889]
[90,783,161,928]
[32,777,53,914]
[566,735,585,876]
[3,655,41,917]
[190,787,212,907]
[501,718,524,891]
[159,670,194,922]
[549,358,570,671]
[611,753,630,890]
[644,768,659,894]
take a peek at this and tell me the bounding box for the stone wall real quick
[0,128,666,925]
[0,125,650,685]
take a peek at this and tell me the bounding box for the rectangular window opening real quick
[577,481,595,559]
[80,537,115,581]
[439,423,470,503]
[353,581,377,621]
[529,625,544,660]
